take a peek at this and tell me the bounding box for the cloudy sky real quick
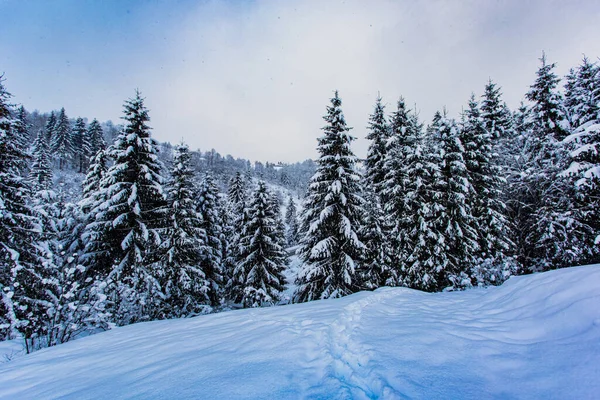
[1,0,599,162]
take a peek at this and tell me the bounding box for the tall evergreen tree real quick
[196,174,224,307]
[564,56,599,129]
[51,107,73,170]
[44,111,57,145]
[382,98,414,272]
[71,117,87,172]
[295,92,365,302]
[232,181,286,307]
[0,78,49,348]
[86,118,106,158]
[13,106,30,172]
[82,91,166,325]
[365,95,390,196]
[461,95,511,269]
[157,144,212,317]
[285,195,299,247]
[81,149,108,214]
[30,130,53,191]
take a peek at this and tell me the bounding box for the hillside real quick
[1,265,599,399]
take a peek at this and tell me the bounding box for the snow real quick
[1,265,599,399]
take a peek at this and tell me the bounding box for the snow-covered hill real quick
[1,266,599,399]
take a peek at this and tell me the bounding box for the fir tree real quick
[284,195,299,247]
[564,56,599,128]
[13,106,30,172]
[82,91,166,325]
[81,149,108,213]
[0,77,48,348]
[44,111,57,144]
[86,118,106,159]
[71,117,87,172]
[30,130,53,191]
[382,98,414,272]
[294,92,365,302]
[232,181,286,307]
[196,173,224,307]
[157,144,212,318]
[436,117,479,288]
[51,107,73,170]
[461,95,511,270]
[365,95,390,196]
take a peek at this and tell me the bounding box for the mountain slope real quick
[1,266,599,399]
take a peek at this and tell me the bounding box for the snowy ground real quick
[1,265,599,399]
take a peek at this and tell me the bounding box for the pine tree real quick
[196,174,224,307]
[400,114,445,291]
[435,117,479,289]
[461,94,511,272]
[232,181,286,307]
[157,143,212,318]
[480,79,512,140]
[0,78,49,348]
[13,106,30,173]
[284,195,299,247]
[71,117,87,172]
[564,56,599,128]
[86,118,106,159]
[51,108,73,170]
[359,184,391,289]
[82,91,166,325]
[382,98,414,272]
[522,55,589,270]
[294,91,365,302]
[30,130,53,191]
[44,111,57,145]
[227,171,248,213]
[365,95,390,196]
[81,149,108,213]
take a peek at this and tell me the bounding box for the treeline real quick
[1,84,301,352]
[294,53,599,300]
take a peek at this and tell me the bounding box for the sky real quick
[1,0,600,162]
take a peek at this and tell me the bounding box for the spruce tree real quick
[564,56,599,128]
[71,117,87,172]
[284,195,299,247]
[196,173,224,307]
[232,181,286,307]
[13,106,30,173]
[461,95,511,271]
[294,92,365,302]
[0,78,49,348]
[44,111,57,145]
[382,98,414,272]
[86,118,106,157]
[30,130,53,191]
[51,107,73,170]
[365,95,390,196]
[157,144,212,317]
[436,117,479,288]
[81,149,108,213]
[82,91,166,325]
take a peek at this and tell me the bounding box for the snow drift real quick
[1,265,599,399]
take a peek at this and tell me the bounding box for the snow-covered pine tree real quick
[232,181,286,307]
[51,107,73,170]
[359,183,391,289]
[365,95,390,197]
[0,78,49,349]
[381,98,413,272]
[435,117,479,289]
[81,149,108,210]
[294,91,365,302]
[523,54,590,270]
[157,143,212,318]
[13,106,30,173]
[196,173,224,307]
[400,113,445,291]
[562,57,600,264]
[228,171,248,213]
[284,195,299,247]
[44,111,57,144]
[82,90,166,325]
[71,117,87,172]
[460,94,512,281]
[30,130,53,191]
[564,56,599,129]
[86,118,106,158]
[480,80,512,141]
